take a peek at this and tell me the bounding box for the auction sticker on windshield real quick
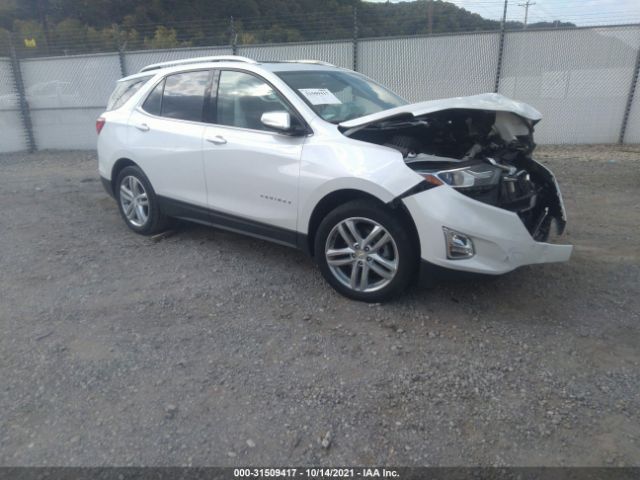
[298,88,342,105]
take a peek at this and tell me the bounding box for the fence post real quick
[619,44,640,144]
[9,37,36,153]
[114,25,127,77]
[118,47,127,78]
[230,17,238,55]
[494,0,508,93]
[352,6,358,71]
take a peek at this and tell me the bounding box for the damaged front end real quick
[340,94,567,243]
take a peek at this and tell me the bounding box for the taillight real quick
[96,117,106,135]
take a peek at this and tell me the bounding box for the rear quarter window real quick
[142,79,164,116]
[107,76,152,111]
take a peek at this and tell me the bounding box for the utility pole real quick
[427,0,433,35]
[518,0,536,29]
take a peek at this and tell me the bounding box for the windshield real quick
[276,70,407,124]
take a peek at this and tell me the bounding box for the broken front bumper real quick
[402,185,573,275]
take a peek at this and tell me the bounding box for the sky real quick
[364,0,640,26]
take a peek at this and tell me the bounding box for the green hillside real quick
[0,0,575,55]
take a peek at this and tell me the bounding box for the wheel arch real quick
[110,158,139,192]
[305,188,420,258]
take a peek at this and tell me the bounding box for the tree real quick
[0,0,18,29]
[53,17,86,50]
[0,26,11,55]
[86,24,140,51]
[143,26,190,49]
[238,31,257,45]
[0,0,578,54]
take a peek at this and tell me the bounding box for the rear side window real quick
[107,76,151,111]
[160,71,211,122]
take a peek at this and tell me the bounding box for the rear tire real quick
[314,199,418,302]
[115,166,169,235]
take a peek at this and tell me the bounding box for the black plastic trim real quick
[390,181,439,205]
[296,233,311,256]
[157,196,300,249]
[101,176,114,198]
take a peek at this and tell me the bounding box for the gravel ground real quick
[0,145,639,467]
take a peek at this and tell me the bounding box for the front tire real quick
[115,166,168,235]
[314,200,418,302]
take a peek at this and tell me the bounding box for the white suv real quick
[97,55,572,302]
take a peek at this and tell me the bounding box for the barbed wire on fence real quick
[4,3,639,60]
[1,8,640,152]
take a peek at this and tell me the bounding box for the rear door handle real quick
[206,135,227,145]
[135,123,150,132]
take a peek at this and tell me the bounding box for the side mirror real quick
[260,110,307,136]
[261,111,292,133]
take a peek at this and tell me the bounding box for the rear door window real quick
[160,70,212,122]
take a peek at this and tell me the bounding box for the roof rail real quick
[139,55,258,73]
[281,59,336,67]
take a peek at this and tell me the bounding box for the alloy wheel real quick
[119,175,149,227]
[324,217,399,293]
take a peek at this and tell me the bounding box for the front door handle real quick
[206,135,227,145]
[135,123,150,132]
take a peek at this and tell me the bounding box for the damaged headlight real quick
[422,163,502,190]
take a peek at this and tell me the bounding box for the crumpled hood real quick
[339,93,542,131]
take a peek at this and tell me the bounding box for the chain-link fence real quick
[238,40,354,70]
[20,52,122,149]
[358,32,501,101]
[1,24,640,153]
[499,26,640,144]
[123,46,234,76]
